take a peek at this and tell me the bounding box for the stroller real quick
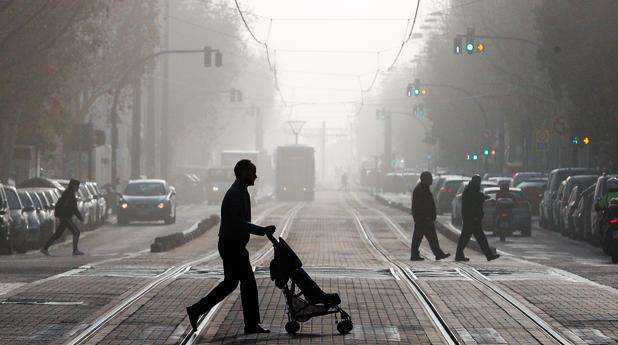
[268,234,353,335]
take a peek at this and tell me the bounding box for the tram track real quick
[347,192,574,345]
[66,201,297,345]
[179,202,304,345]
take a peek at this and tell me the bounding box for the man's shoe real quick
[486,254,501,261]
[186,307,199,331]
[40,248,50,256]
[410,256,425,261]
[72,250,84,256]
[435,253,451,261]
[244,324,270,334]
[454,256,469,262]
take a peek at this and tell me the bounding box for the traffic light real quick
[490,149,497,156]
[230,88,242,102]
[406,83,413,97]
[482,148,490,156]
[414,104,425,118]
[476,42,486,53]
[466,28,475,54]
[204,46,212,67]
[413,78,421,96]
[204,46,222,67]
[582,136,591,145]
[454,36,463,55]
[472,154,479,161]
[571,136,580,145]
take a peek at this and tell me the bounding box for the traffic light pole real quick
[110,48,217,190]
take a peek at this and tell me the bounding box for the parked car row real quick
[0,179,109,255]
[540,170,618,246]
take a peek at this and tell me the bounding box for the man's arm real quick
[73,199,84,222]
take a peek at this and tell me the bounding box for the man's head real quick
[420,171,433,186]
[470,175,481,188]
[68,178,80,193]
[234,159,257,187]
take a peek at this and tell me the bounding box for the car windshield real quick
[485,190,523,200]
[5,189,22,209]
[124,182,166,196]
[18,192,33,207]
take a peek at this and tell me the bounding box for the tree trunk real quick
[0,111,20,183]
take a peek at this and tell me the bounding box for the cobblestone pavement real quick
[1,192,617,344]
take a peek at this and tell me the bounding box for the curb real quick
[150,214,220,253]
[372,193,486,254]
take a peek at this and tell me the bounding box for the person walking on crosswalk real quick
[410,171,450,261]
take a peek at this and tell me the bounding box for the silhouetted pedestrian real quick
[455,175,500,261]
[410,171,450,261]
[186,160,276,334]
[40,178,84,256]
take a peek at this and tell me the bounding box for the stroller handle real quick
[266,232,278,244]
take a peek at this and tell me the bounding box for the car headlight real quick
[157,202,166,209]
[121,202,128,209]
[283,187,287,191]
[212,186,219,191]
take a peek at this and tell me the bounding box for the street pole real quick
[384,109,392,173]
[145,65,156,177]
[131,76,142,178]
[321,121,326,179]
[161,0,170,179]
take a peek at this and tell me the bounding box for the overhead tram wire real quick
[233,0,288,106]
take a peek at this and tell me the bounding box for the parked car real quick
[451,181,498,225]
[4,185,28,253]
[17,190,41,250]
[432,174,463,199]
[0,184,12,254]
[573,185,596,241]
[117,179,177,225]
[554,175,599,233]
[511,172,545,188]
[482,187,532,236]
[436,177,470,214]
[401,172,420,190]
[85,182,106,226]
[26,189,55,247]
[590,174,618,245]
[540,168,599,229]
[382,173,407,194]
[515,178,547,215]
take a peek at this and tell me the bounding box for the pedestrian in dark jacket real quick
[40,178,84,256]
[455,175,500,261]
[186,160,276,334]
[410,171,450,261]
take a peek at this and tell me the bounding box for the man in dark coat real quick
[40,178,84,256]
[410,171,450,261]
[186,160,276,334]
[455,175,500,261]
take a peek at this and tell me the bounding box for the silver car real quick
[117,179,177,225]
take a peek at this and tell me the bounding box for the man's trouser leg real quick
[192,243,239,315]
[456,224,473,257]
[411,222,425,258]
[43,219,68,250]
[238,249,261,326]
[471,225,493,257]
[65,219,80,252]
[424,222,444,256]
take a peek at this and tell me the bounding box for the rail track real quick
[347,192,573,345]
[66,202,300,345]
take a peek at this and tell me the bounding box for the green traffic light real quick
[483,149,490,156]
[466,43,474,52]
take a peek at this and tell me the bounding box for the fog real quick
[1,0,617,189]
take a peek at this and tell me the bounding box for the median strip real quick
[150,215,220,253]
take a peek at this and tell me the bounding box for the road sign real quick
[536,128,550,144]
[552,117,567,135]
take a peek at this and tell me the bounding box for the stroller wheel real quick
[285,321,300,334]
[337,320,353,334]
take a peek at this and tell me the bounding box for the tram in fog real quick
[275,145,315,201]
